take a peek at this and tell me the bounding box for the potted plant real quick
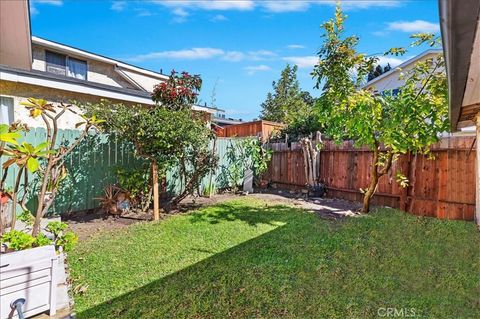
[0,220,77,318]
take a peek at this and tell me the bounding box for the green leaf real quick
[26,157,40,173]
[34,142,49,152]
[0,132,21,145]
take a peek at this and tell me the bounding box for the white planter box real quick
[0,245,58,319]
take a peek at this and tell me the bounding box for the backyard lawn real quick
[69,198,480,318]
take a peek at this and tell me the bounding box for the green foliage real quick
[0,221,76,252]
[260,64,314,126]
[35,233,53,246]
[312,5,448,212]
[1,230,36,250]
[152,70,202,111]
[280,111,322,141]
[46,221,78,252]
[203,182,216,197]
[46,221,68,237]
[85,102,206,169]
[83,70,216,207]
[242,138,272,176]
[115,165,150,199]
[2,141,53,173]
[222,138,272,190]
[0,124,21,145]
[18,210,35,226]
[56,231,78,252]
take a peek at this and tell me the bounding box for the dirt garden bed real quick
[63,192,361,240]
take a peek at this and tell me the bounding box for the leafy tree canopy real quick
[312,5,449,213]
[260,64,313,125]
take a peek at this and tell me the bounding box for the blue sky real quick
[30,0,440,120]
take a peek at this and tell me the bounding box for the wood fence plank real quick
[265,137,475,221]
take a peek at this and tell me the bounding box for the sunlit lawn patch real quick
[70,199,480,318]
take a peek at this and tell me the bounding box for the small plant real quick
[203,182,216,197]
[45,221,68,236]
[18,210,35,226]
[35,233,53,247]
[222,138,272,191]
[18,98,104,236]
[56,231,78,252]
[1,230,36,250]
[115,166,151,211]
[45,221,78,252]
[95,185,127,215]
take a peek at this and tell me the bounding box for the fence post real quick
[399,152,410,211]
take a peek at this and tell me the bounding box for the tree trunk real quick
[362,148,394,214]
[10,166,25,231]
[361,146,380,213]
[152,160,159,221]
[32,160,54,237]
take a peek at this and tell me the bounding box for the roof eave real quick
[439,0,480,131]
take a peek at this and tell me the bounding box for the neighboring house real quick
[0,0,221,129]
[363,49,442,94]
[213,113,244,127]
[439,0,480,224]
[364,48,475,135]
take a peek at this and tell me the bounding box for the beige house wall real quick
[0,80,140,130]
[31,44,136,90]
[120,69,164,92]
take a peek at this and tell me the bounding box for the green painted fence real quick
[1,128,245,215]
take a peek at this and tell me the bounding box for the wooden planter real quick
[0,245,58,319]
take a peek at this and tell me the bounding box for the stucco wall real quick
[120,68,165,92]
[31,44,136,89]
[0,80,138,129]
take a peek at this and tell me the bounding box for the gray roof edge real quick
[362,49,442,89]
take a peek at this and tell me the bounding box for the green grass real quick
[69,199,480,318]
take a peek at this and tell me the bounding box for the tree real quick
[15,99,104,236]
[312,5,448,213]
[367,63,392,82]
[83,71,216,219]
[260,64,311,125]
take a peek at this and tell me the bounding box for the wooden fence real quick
[217,120,285,142]
[265,136,476,220]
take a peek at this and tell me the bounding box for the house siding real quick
[31,44,137,90]
[0,80,141,129]
[119,68,164,92]
[364,52,440,92]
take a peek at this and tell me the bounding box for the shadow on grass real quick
[75,202,480,319]
[188,202,296,226]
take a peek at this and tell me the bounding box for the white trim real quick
[114,66,146,91]
[0,68,217,113]
[363,49,442,89]
[32,36,169,81]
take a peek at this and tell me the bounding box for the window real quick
[0,97,14,125]
[67,57,87,80]
[46,51,87,80]
[46,51,67,76]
